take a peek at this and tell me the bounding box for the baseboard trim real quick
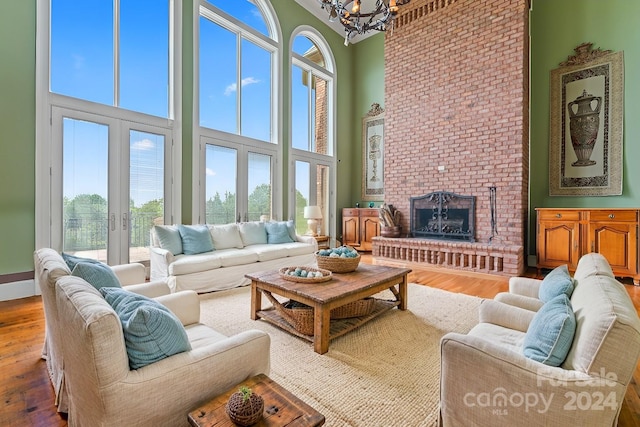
[0,279,37,302]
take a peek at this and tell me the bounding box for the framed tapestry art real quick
[362,103,385,201]
[549,43,624,196]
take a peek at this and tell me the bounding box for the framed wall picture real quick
[362,103,385,201]
[549,43,624,196]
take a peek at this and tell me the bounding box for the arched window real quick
[197,0,282,224]
[289,29,336,241]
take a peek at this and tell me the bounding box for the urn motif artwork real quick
[568,89,601,167]
[549,43,624,196]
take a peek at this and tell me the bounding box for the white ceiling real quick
[293,0,380,44]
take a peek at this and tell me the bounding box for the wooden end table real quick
[188,374,324,427]
[247,264,411,354]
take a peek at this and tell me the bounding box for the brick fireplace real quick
[373,0,529,276]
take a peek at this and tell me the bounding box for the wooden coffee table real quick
[187,374,324,427]
[247,264,411,354]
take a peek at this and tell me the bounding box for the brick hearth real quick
[377,0,530,276]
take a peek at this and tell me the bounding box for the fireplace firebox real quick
[410,191,475,242]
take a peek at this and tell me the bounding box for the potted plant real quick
[225,385,264,426]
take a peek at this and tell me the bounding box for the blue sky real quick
[52,0,315,207]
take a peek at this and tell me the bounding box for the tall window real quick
[199,2,274,142]
[38,0,178,266]
[50,0,170,117]
[198,0,280,224]
[290,31,335,240]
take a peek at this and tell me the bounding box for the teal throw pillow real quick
[539,264,575,303]
[285,220,297,241]
[100,287,191,370]
[62,252,102,270]
[523,294,576,367]
[265,221,294,244]
[71,262,122,291]
[153,225,183,255]
[177,224,214,255]
[239,221,268,246]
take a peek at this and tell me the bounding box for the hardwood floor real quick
[1,256,640,426]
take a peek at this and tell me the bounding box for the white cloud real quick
[224,83,237,96]
[206,168,216,176]
[131,138,155,151]
[223,77,260,96]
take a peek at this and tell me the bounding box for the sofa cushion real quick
[214,249,259,267]
[564,274,640,376]
[209,223,244,250]
[573,252,615,282]
[71,262,122,291]
[238,222,268,246]
[169,253,223,276]
[265,221,294,244]
[539,264,574,303]
[100,287,191,370]
[178,225,215,255]
[153,225,183,255]
[250,244,290,262]
[279,241,317,257]
[523,294,576,366]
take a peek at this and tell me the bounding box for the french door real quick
[200,137,277,224]
[51,107,173,265]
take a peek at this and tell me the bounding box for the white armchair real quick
[55,275,270,426]
[34,248,171,413]
[439,253,640,427]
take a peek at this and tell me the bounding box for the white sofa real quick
[150,221,318,293]
[440,253,640,426]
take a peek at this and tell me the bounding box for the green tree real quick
[248,183,271,221]
[295,190,308,235]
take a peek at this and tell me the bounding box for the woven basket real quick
[279,266,332,283]
[330,297,376,319]
[225,391,264,426]
[315,252,361,273]
[262,292,314,335]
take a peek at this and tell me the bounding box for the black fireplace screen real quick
[410,191,475,242]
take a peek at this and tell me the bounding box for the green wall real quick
[529,0,640,255]
[352,33,385,208]
[0,1,36,274]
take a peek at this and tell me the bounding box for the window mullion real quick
[236,33,242,136]
[307,70,313,152]
[113,0,120,107]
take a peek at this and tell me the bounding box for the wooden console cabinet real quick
[536,208,639,285]
[342,208,380,251]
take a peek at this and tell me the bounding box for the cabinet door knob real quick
[555,213,562,218]
[609,214,615,219]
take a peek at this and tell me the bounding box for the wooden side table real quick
[314,235,329,249]
[188,374,325,427]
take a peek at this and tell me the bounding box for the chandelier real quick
[318,0,411,45]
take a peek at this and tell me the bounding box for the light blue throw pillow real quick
[177,224,214,255]
[62,252,102,271]
[100,287,191,370]
[265,221,294,244]
[239,221,268,246]
[153,225,183,255]
[539,264,575,303]
[71,262,122,291]
[523,294,576,366]
[285,220,297,241]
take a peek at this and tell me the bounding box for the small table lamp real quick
[303,206,322,237]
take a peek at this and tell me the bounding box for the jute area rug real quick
[198,284,482,427]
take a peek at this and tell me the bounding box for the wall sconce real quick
[303,206,322,237]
